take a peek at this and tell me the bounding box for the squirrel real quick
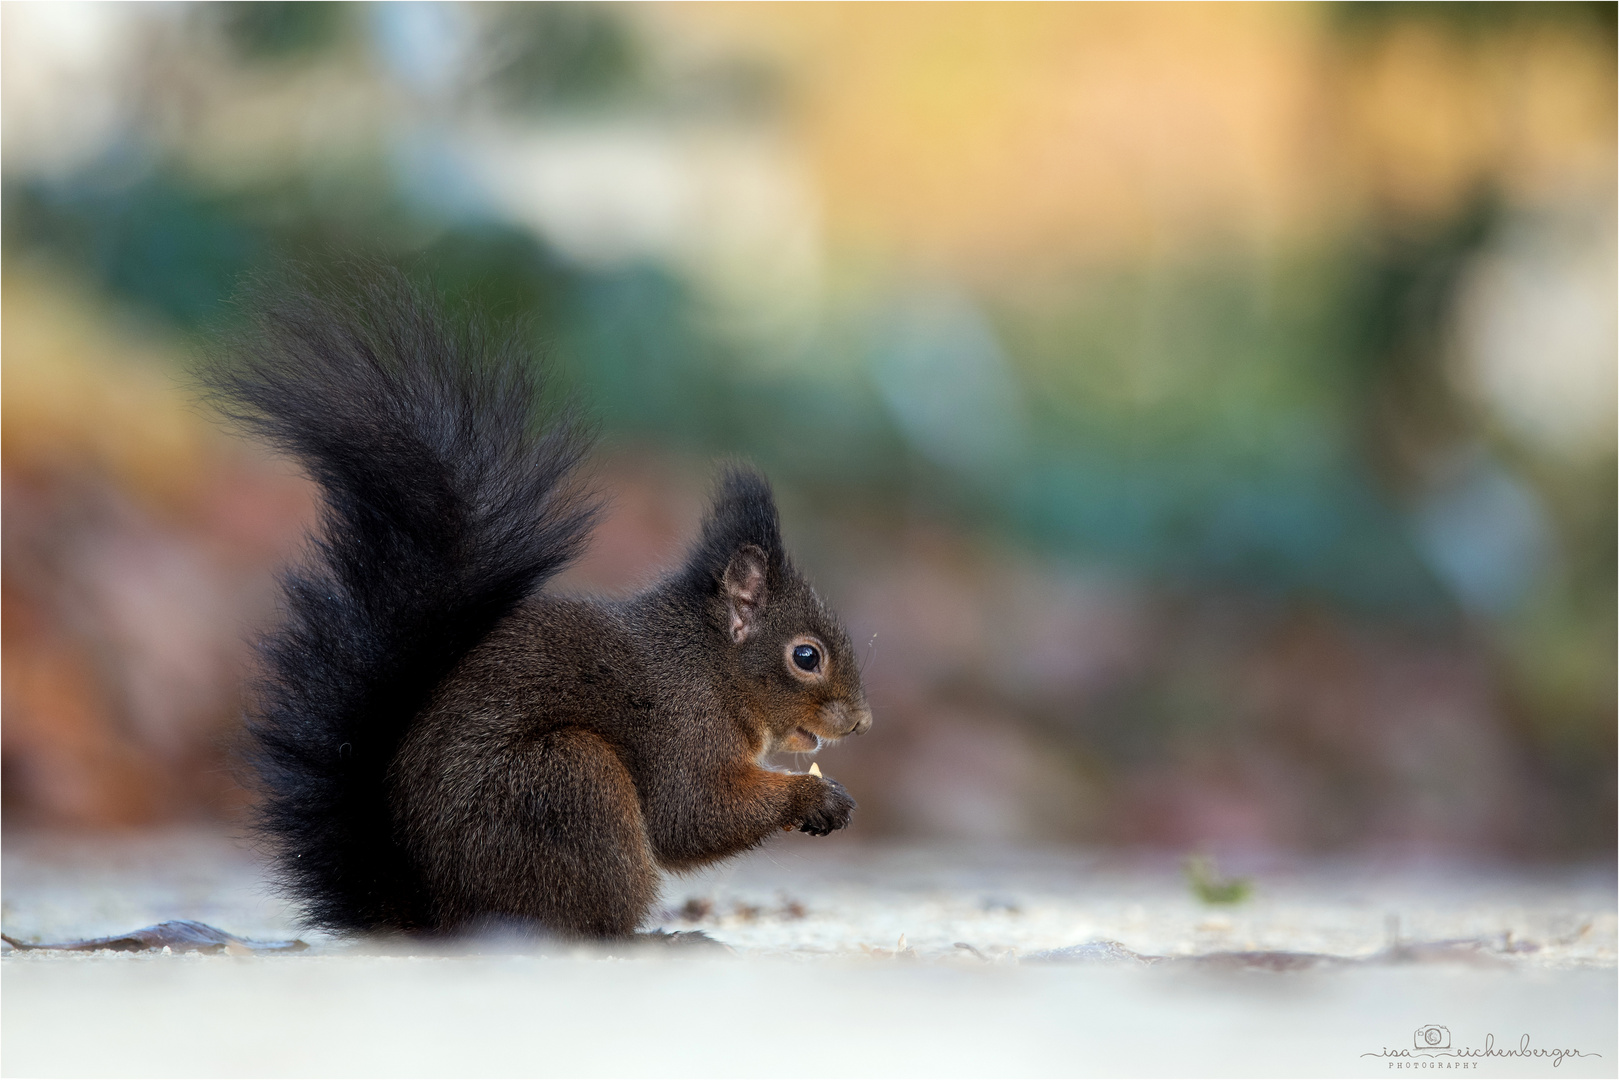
[202,266,871,940]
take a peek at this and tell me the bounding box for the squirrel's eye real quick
[792,644,821,672]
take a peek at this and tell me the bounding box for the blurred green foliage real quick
[0,169,1548,617]
[1330,0,1619,39]
[1184,855,1254,906]
[212,2,350,62]
[483,4,644,111]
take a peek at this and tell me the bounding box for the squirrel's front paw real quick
[797,777,856,836]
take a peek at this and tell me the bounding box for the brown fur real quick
[391,504,871,937]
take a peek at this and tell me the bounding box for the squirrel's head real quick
[683,465,872,756]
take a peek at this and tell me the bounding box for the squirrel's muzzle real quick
[821,701,873,738]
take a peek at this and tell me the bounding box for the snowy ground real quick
[2,828,1614,1078]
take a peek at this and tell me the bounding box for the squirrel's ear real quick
[685,464,785,632]
[722,544,769,643]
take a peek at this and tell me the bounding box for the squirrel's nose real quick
[823,702,873,737]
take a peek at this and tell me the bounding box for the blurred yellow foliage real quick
[655,3,1614,275]
[3,272,220,513]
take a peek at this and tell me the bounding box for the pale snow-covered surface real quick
[3,828,1615,1078]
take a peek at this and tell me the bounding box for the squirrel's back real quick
[201,266,598,932]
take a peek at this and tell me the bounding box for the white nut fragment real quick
[808,762,822,777]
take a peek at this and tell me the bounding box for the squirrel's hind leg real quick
[413,728,660,939]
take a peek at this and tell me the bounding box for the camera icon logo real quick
[1414,1025,1451,1050]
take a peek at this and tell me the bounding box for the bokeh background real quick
[3,2,1613,861]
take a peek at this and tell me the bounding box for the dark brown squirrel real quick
[202,266,870,940]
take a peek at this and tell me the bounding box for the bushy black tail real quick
[202,265,598,932]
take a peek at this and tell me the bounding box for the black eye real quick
[792,644,821,672]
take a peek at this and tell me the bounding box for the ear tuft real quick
[683,464,787,637]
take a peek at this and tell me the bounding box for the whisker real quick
[860,631,878,677]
